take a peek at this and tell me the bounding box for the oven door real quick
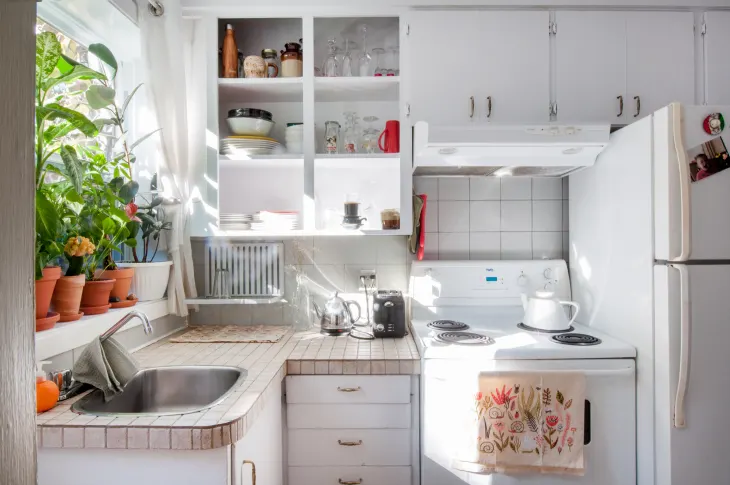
[421,358,636,485]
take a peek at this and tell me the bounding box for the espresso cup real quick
[344,202,360,217]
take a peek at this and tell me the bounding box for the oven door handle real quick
[429,367,635,381]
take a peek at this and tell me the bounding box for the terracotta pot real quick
[80,278,116,311]
[96,267,135,301]
[36,312,60,332]
[35,266,61,319]
[51,274,86,322]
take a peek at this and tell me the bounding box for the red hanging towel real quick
[417,194,428,260]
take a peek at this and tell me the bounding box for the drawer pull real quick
[338,480,362,485]
[338,439,363,446]
[337,386,361,392]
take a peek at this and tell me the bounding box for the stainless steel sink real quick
[72,366,246,416]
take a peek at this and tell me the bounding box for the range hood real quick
[413,121,610,177]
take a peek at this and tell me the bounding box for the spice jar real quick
[261,49,279,78]
[324,121,341,154]
[381,209,401,230]
[280,42,303,78]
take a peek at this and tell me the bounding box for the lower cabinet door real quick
[288,429,410,466]
[289,466,411,485]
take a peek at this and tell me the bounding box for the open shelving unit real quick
[198,14,412,238]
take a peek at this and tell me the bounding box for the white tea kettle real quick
[521,290,580,332]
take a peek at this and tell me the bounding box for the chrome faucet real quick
[100,310,153,342]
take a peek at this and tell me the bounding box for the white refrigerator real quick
[570,103,730,485]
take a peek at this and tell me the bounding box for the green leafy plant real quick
[127,190,172,262]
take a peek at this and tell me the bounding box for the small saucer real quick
[341,222,364,230]
[80,304,112,316]
[36,311,60,332]
[111,297,138,309]
[59,311,84,323]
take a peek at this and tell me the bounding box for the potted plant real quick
[52,236,94,322]
[117,180,174,301]
[83,43,161,305]
[34,32,104,327]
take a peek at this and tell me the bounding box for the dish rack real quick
[185,242,286,305]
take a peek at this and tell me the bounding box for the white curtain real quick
[139,0,199,316]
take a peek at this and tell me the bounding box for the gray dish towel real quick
[73,337,139,401]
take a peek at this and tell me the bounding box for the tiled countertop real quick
[36,328,420,450]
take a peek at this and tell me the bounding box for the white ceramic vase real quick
[116,261,173,302]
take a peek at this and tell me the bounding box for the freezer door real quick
[655,103,730,261]
[654,264,730,485]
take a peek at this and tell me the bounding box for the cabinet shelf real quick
[314,76,399,102]
[219,154,303,168]
[219,77,303,103]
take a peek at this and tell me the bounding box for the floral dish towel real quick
[452,372,586,476]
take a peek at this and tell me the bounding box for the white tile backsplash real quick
[501,232,533,259]
[469,177,501,200]
[500,178,532,200]
[501,201,532,231]
[470,233,501,260]
[532,200,563,232]
[438,201,470,232]
[439,233,470,259]
[414,176,569,262]
[439,178,470,200]
[532,178,563,200]
[469,201,501,232]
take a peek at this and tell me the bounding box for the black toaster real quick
[372,290,406,338]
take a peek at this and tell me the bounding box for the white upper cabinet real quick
[408,11,483,125]
[479,11,550,123]
[625,11,695,119]
[704,11,730,105]
[408,10,550,125]
[556,11,695,123]
[555,11,626,122]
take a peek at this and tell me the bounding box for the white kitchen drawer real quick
[289,466,411,485]
[288,429,410,466]
[286,376,411,404]
[287,404,411,429]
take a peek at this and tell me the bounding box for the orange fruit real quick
[36,380,60,413]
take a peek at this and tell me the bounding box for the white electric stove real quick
[410,260,636,485]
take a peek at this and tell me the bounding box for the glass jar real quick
[280,42,303,78]
[261,49,280,78]
[381,209,401,230]
[324,121,341,154]
[361,128,380,153]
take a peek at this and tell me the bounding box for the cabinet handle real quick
[339,480,363,485]
[240,460,256,485]
[617,95,624,117]
[469,96,475,118]
[337,386,361,392]
[486,96,492,118]
[634,96,641,117]
[338,440,363,446]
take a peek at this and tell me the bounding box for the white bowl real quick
[227,117,275,136]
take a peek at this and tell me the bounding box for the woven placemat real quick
[169,325,289,344]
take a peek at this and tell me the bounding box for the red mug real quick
[378,120,400,154]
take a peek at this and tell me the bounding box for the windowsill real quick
[35,299,170,361]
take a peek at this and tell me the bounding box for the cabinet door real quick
[705,12,730,104]
[626,12,695,119]
[407,11,483,125]
[555,11,627,122]
[480,11,551,122]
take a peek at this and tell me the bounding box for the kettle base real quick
[320,327,351,336]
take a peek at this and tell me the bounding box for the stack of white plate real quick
[250,211,300,232]
[285,124,304,154]
[220,135,284,156]
[219,213,253,230]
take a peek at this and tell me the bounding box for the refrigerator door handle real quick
[669,103,692,262]
[670,263,690,428]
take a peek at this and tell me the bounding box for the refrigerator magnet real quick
[703,113,725,135]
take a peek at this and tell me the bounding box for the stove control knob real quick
[374,324,385,332]
[543,268,553,280]
[517,274,528,287]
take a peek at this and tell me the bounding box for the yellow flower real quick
[64,236,95,257]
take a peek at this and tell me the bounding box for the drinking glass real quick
[323,38,339,77]
[387,46,399,76]
[372,48,385,76]
[341,38,355,77]
[357,24,371,77]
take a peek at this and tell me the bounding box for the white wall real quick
[414,177,569,261]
